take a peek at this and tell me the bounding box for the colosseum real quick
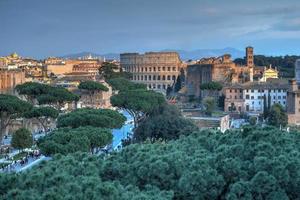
[120,52,183,93]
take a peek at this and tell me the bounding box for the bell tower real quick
[246,46,254,81]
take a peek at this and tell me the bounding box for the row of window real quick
[229,89,287,93]
[228,95,286,100]
[245,95,286,100]
[126,66,178,73]
[148,84,171,90]
[133,75,176,81]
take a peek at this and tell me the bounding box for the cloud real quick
[272,18,300,31]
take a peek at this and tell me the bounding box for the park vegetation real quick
[0,94,32,143]
[2,126,300,199]
[38,126,112,155]
[56,108,126,129]
[11,128,33,151]
[16,82,79,109]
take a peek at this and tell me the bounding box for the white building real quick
[244,86,288,113]
[224,81,289,114]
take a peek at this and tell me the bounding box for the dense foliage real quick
[11,128,33,150]
[57,108,126,129]
[2,127,300,199]
[111,89,166,126]
[134,105,197,142]
[23,106,59,131]
[200,81,223,91]
[0,94,32,142]
[38,126,112,155]
[234,55,300,78]
[107,77,146,92]
[15,82,51,104]
[267,103,288,127]
[202,97,216,116]
[78,81,109,92]
[36,87,79,108]
[99,62,132,80]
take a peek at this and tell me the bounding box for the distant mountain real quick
[60,48,245,61]
[61,52,119,60]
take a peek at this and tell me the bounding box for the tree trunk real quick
[0,112,10,144]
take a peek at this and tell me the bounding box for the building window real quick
[251,89,254,93]
[162,67,166,71]
[167,75,171,80]
[157,84,161,89]
[153,67,156,71]
[283,101,285,104]
[163,84,166,89]
[234,96,237,99]
[153,75,156,80]
[148,84,151,88]
[278,96,281,99]
[283,96,286,99]
[278,89,281,92]
[149,75,151,81]
[230,89,232,93]
[158,67,161,71]
[144,75,147,81]
[141,76,143,80]
[141,67,144,72]
[153,84,156,89]
[172,75,176,81]
[158,75,161,80]
[172,67,176,71]
[167,67,171,71]
[162,75,166,80]
[137,75,140,80]
[149,67,152,72]
[251,96,254,99]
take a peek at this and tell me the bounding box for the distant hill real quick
[61,52,119,60]
[60,48,245,61]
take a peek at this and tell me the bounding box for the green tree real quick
[11,128,33,151]
[16,82,79,110]
[23,107,59,132]
[38,126,112,155]
[134,105,197,142]
[99,62,119,79]
[200,81,223,91]
[111,89,166,127]
[78,80,108,92]
[249,116,257,126]
[268,104,288,127]
[107,77,146,92]
[57,108,126,129]
[202,97,216,116]
[0,95,32,143]
[78,81,109,105]
[37,87,79,110]
[15,82,50,104]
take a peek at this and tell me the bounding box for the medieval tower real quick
[246,46,254,82]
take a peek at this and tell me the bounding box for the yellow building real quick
[260,65,278,82]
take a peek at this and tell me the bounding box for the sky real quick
[0,0,300,58]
